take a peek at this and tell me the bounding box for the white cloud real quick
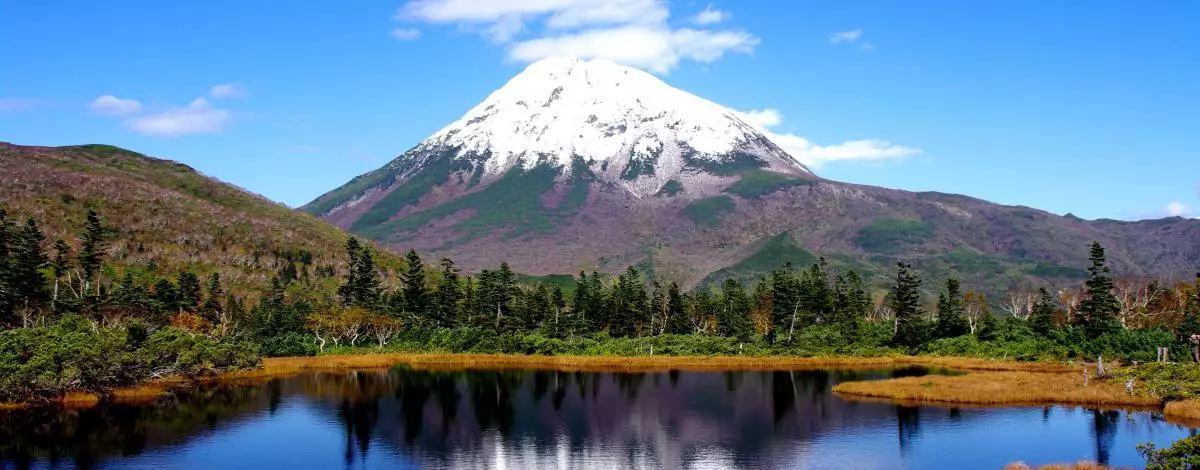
[1166,201,1190,217]
[88,95,142,116]
[209,83,248,99]
[737,108,781,128]
[692,4,728,25]
[829,29,862,44]
[737,107,921,168]
[509,25,757,73]
[396,0,758,73]
[391,27,422,40]
[126,98,230,137]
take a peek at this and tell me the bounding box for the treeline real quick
[4,207,1200,392]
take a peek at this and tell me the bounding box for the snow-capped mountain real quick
[303,57,1200,292]
[417,57,809,196]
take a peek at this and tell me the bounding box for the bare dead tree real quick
[999,288,1037,320]
[1114,277,1163,329]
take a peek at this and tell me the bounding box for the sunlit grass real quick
[833,369,1160,408]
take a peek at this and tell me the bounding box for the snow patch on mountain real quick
[419,57,811,180]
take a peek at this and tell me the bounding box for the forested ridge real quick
[3,205,1199,403]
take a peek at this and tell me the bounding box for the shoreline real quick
[4,353,1198,423]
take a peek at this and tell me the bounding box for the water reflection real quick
[0,366,1193,469]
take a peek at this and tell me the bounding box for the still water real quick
[0,367,1193,470]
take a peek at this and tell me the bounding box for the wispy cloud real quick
[829,29,862,44]
[88,95,142,116]
[391,27,422,40]
[126,98,230,138]
[209,83,248,99]
[737,107,921,168]
[395,0,759,73]
[692,4,728,25]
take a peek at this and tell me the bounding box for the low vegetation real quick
[682,195,735,226]
[724,169,814,198]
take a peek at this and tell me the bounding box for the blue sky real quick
[2,1,1197,220]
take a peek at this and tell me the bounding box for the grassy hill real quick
[0,142,403,297]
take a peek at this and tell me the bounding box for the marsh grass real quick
[1003,463,1112,470]
[833,369,1161,408]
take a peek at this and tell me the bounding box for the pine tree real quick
[352,245,381,308]
[934,278,969,338]
[0,210,13,326]
[151,278,179,325]
[402,249,427,318]
[665,281,688,335]
[889,261,927,348]
[337,237,362,306]
[50,239,71,306]
[9,219,48,326]
[432,258,461,327]
[718,278,753,340]
[178,272,202,311]
[77,209,107,297]
[1075,241,1121,338]
[798,258,835,327]
[1029,287,1058,337]
[571,271,591,332]
[769,264,798,338]
[201,273,224,324]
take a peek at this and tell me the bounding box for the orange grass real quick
[1164,399,1200,421]
[1003,462,1113,470]
[833,370,1161,408]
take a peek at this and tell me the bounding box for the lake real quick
[0,366,1193,469]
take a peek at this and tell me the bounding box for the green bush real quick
[1139,434,1200,469]
[257,333,319,357]
[0,317,261,402]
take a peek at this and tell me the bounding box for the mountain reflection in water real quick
[0,366,1193,470]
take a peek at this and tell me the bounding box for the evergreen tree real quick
[337,237,362,306]
[432,258,461,327]
[1029,287,1058,337]
[50,239,71,306]
[0,209,11,325]
[769,265,798,338]
[402,249,427,318]
[608,266,647,337]
[114,272,151,318]
[572,271,592,331]
[550,285,567,335]
[1075,241,1121,338]
[648,281,666,335]
[718,278,753,340]
[352,245,381,308]
[9,219,48,325]
[201,273,224,323]
[178,272,202,311]
[77,209,106,297]
[151,278,179,324]
[832,270,870,335]
[889,261,927,348]
[798,258,835,327]
[665,281,688,335]
[934,278,969,338]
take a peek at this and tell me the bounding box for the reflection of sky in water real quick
[0,368,1193,470]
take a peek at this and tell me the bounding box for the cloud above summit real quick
[395,0,758,73]
[737,108,922,168]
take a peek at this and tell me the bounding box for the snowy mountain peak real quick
[421,56,812,182]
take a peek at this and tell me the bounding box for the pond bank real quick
[5,353,1199,422]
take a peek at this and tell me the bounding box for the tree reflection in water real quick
[0,366,1192,469]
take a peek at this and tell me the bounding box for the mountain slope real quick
[0,142,399,295]
[303,58,1200,293]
